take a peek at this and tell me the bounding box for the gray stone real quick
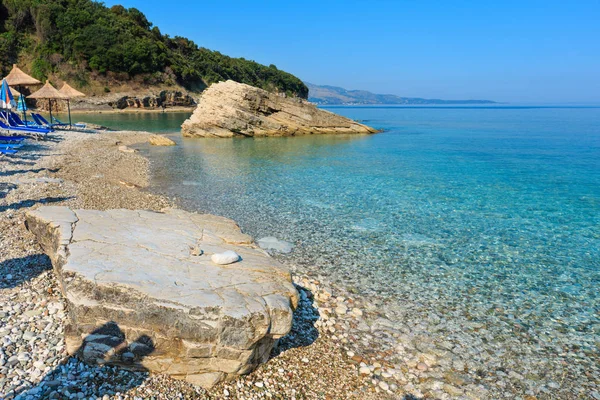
[25,206,299,388]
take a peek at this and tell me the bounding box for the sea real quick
[72,105,600,396]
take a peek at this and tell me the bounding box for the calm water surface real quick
[56,111,191,133]
[111,106,599,395]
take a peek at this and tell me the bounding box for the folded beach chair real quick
[52,116,86,129]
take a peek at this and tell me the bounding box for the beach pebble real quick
[211,251,240,265]
[335,305,348,315]
[417,362,428,371]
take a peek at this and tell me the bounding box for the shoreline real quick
[3,127,596,399]
[67,106,196,115]
[0,130,388,399]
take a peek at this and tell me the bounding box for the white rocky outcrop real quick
[25,206,298,388]
[181,80,378,138]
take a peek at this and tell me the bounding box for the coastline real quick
[66,107,196,115]
[0,130,389,399]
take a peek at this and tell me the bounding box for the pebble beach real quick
[1,126,599,400]
[0,130,391,400]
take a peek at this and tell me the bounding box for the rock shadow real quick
[0,254,52,289]
[0,157,36,166]
[0,196,73,212]
[10,322,155,399]
[0,182,17,198]
[270,284,320,358]
[0,167,60,177]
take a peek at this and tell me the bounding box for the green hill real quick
[0,0,308,98]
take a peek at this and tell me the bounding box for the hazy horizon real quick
[103,0,600,103]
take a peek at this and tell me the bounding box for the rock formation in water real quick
[181,80,378,138]
[25,206,298,388]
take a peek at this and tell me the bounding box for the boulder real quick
[25,206,298,388]
[181,80,378,138]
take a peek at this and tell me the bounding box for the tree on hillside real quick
[0,0,308,98]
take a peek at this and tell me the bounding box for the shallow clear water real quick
[54,111,191,133]
[140,106,600,395]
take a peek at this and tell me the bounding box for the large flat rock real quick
[181,80,378,138]
[25,206,298,388]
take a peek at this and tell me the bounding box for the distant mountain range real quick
[306,83,496,105]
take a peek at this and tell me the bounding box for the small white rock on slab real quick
[211,250,240,265]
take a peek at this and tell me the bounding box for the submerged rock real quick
[181,80,378,138]
[257,237,294,254]
[148,135,176,146]
[25,206,298,388]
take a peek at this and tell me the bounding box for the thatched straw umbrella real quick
[9,87,21,97]
[4,64,41,124]
[28,80,68,124]
[59,83,85,128]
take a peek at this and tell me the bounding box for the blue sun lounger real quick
[0,142,23,149]
[33,113,65,129]
[0,148,18,155]
[52,116,86,129]
[0,135,26,142]
[0,120,51,137]
[8,112,44,129]
[30,113,57,130]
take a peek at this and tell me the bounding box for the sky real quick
[102,0,600,103]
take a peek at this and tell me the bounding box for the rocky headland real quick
[181,80,378,138]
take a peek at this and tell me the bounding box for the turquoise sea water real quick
[106,106,599,395]
[55,111,190,133]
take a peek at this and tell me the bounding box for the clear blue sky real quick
[103,0,600,103]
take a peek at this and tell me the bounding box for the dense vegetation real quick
[0,0,308,98]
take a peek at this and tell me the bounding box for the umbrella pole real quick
[20,86,28,125]
[49,99,53,125]
[68,99,72,128]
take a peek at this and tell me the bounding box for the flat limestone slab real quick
[25,206,298,388]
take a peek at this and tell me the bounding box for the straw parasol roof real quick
[59,82,86,99]
[9,87,21,97]
[28,80,69,100]
[4,64,41,86]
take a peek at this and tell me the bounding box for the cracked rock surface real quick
[181,80,378,138]
[24,206,298,388]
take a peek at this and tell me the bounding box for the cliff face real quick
[181,81,378,138]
